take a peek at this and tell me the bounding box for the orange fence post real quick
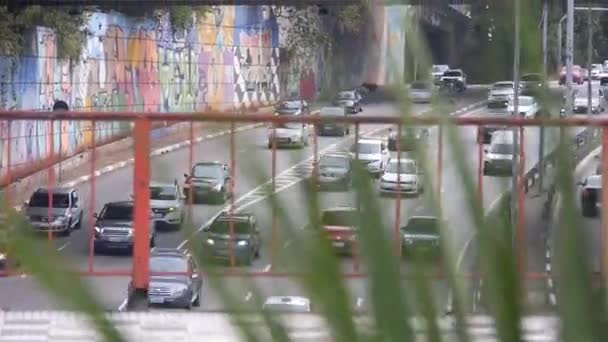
[394,124,402,258]
[88,120,96,273]
[601,129,608,284]
[517,126,526,279]
[132,118,151,291]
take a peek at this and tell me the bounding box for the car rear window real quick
[150,256,188,274]
[209,220,251,234]
[403,218,439,234]
[101,205,133,220]
[321,210,357,226]
[28,192,70,208]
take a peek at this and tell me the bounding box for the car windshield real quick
[403,218,439,234]
[493,83,513,89]
[522,74,541,81]
[209,221,251,234]
[321,210,357,227]
[351,142,380,154]
[601,78,608,85]
[101,205,133,220]
[490,144,513,154]
[276,122,302,129]
[28,192,70,208]
[263,303,309,313]
[150,186,176,201]
[509,97,534,106]
[386,161,416,174]
[193,164,223,179]
[150,256,188,274]
[432,66,447,73]
[336,92,355,100]
[320,156,349,169]
[411,82,430,90]
[444,71,462,77]
[320,108,344,116]
[278,101,300,110]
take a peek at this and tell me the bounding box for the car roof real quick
[150,181,176,188]
[150,248,189,258]
[34,187,73,194]
[493,81,513,85]
[215,211,253,222]
[194,161,225,167]
[388,158,415,164]
[319,106,345,115]
[323,206,357,213]
[264,296,311,306]
[407,216,439,223]
[321,152,350,159]
[103,200,134,207]
[446,69,463,72]
[356,138,383,144]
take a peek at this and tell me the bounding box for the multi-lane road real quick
[0,85,576,315]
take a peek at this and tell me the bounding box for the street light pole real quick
[512,0,521,250]
[565,0,574,119]
[557,15,567,72]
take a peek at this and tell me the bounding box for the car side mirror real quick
[184,173,189,178]
[23,200,28,207]
[484,149,488,154]
[191,272,199,279]
[93,212,98,219]
[129,194,134,200]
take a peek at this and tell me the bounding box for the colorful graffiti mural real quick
[384,6,408,85]
[0,6,280,179]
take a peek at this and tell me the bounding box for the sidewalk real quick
[473,170,556,314]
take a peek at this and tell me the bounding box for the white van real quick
[484,130,515,175]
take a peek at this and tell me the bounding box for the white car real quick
[440,69,467,91]
[483,131,514,175]
[409,81,433,103]
[267,122,311,149]
[379,158,423,195]
[349,138,389,175]
[591,64,603,80]
[487,81,515,108]
[148,181,184,230]
[507,95,539,118]
[431,64,450,85]
[262,296,311,313]
[573,95,603,114]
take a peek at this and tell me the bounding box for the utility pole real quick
[512,0,521,249]
[539,0,548,193]
[587,7,593,117]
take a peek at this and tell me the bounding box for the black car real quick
[316,153,352,191]
[387,126,429,152]
[520,73,544,96]
[183,162,232,204]
[401,216,441,258]
[202,211,261,265]
[317,107,350,136]
[93,201,156,254]
[274,100,310,116]
[145,248,203,309]
[332,90,362,114]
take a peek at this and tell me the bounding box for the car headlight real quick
[369,160,381,166]
[172,285,188,296]
[206,238,215,245]
[237,240,248,246]
[404,238,414,244]
[213,183,222,191]
[168,207,175,212]
[55,216,67,222]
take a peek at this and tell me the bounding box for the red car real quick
[319,207,358,255]
[559,65,584,85]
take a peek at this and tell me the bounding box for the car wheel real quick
[582,200,598,217]
[254,246,260,258]
[61,221,72,237]
[150,235,156,248]
[75,213,83,229]
[185,293,193,310]
[193,288,201,307]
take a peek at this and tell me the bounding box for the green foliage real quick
[170,6,211,31]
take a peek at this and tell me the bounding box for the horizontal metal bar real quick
[575,6,608,11]
[0,110,607,127]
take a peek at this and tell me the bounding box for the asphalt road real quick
[0,86,564,315]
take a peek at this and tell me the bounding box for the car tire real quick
[193,288,201,307]
[150,235,156,248]
[75,213,83,229]
[61,221,72,237]
[254,246,260,258]
[582,201,598,217]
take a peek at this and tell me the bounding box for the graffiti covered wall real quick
[0,7,279,180]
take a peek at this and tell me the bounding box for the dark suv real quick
[93,201,156,254]
[202,212,261,265]
[183,162,232,204]
[144,248,203,309]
